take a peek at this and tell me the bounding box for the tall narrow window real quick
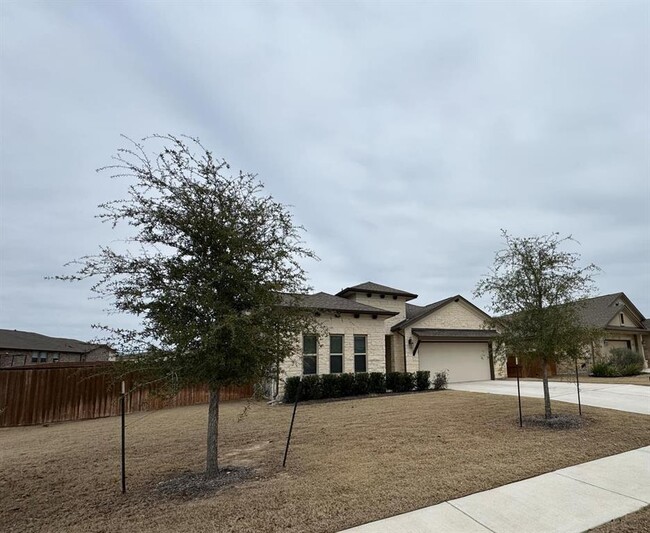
[354,335,367,373]
[620,313,625,325]
[303,334,317,375]
[330,335,343,373]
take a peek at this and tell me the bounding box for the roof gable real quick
[392,295,491,331]
[576,292,647,328]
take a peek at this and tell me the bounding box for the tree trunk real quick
[206,385,220,478]
[541,359,552,419]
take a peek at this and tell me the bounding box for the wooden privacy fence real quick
[0,362,254,427]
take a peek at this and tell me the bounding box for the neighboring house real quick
[0,329,115,368]
[641,318,650,368]
[573,292,648,370]
[280,282,503,389]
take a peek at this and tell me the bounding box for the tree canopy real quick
[475,231,601,419]
[59,134,317,475]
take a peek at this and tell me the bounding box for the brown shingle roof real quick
[392,296,457,330]
[280,292,398,316]
[575,293,647,328]
[336,282,418,300]
[0,329,103,354]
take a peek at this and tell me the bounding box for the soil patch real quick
[156,466,255,499]
[522,413,584,429]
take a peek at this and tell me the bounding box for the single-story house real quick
[0,329,115,368]
[506,292,649,377]
[280,282,504,388]
[574,292,648,369]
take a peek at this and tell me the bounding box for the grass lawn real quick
[2,390,649,533]
[548,374,650,386]
[589,505,650,532]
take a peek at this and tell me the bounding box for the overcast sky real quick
[1,1,648,342]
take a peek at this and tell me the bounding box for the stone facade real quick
[402,299,504,378]
[347,293,410,373]
[280,311,389,379]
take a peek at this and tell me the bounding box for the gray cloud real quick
[1,1,648,341]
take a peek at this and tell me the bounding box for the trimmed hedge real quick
[385,372,400,392]
[283,370,438,402]
[368,372,386,394]
[415,370,430,391]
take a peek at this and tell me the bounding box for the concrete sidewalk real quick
[341,446,650,533]
[448,380,650,415]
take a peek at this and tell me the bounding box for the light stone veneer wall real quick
[280,312,390,379]
[347,293,410,373]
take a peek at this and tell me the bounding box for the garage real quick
[417,341,492,383]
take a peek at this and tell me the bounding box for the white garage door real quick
[418,342,491,383]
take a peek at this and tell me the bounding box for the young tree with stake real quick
[58,135,317,478]
[475,231,601,419]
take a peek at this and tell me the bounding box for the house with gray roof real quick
[573,292,648,368]
[0,329,114,368]
[279,282,503,390]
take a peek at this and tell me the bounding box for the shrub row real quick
[591,348,645,377]
[284,370,448,402]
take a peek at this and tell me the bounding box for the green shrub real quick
[619,364,643,377]
[354,373,370,395]
[386,372,400,392]
[609,348,644,376]
[432,370,448,390]
[591,362,617,377]
[338,373,356,397]
[284,376,301,402]
[415,370,430,391]
[394,372,415,393]
[368,372,386,393]
[321,374,341,398]
[299,375,322,401]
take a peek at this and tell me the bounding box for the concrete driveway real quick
[448,380,650,415]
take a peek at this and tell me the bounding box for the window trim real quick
[329,334,344,374]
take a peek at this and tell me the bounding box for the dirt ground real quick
[2,390,649,533]
[549,374,650,386]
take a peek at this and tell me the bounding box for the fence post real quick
[120,380,126,494]
[516,357,523,428]
[283,378,303,468]
[575,359,582,416]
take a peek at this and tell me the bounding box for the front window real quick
[303,335,317,375]
[39,352,47,363]
[354,335,367,373]
[31,351,38,363]
[329,335,343,373]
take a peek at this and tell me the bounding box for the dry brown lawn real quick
[549,374,650,386]
[588,505,650,532]
[2,390,649,533]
